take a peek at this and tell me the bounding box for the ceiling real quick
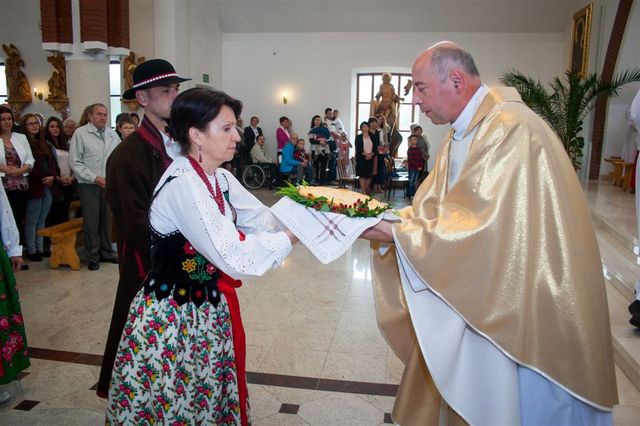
[214,0,578,33]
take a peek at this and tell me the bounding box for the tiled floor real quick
[0,183,639,425]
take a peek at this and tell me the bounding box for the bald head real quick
[412,42,482,124]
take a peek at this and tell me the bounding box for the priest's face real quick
[411,52,458,125]
[197,105,241,167]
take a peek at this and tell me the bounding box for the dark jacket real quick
[98,129,171,395]
[243,125,263,155]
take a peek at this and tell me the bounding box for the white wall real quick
[128,0,224,116]
[223,32,565,168]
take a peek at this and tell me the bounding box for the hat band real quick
[133,72,179,88]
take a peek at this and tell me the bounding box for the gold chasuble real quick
[372,87,618,425]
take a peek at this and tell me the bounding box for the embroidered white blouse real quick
[149,156,292,280]
[0,184,22,257]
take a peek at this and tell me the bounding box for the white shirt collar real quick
[451,84,489,141]
[161,131,179,160]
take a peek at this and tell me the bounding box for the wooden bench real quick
[37,218,83,270]
[69,199,81,217]
[604,157,625,186]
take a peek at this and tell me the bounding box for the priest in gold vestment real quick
[362,42,618,425]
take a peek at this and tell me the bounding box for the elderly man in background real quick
[362,42,617,425]
[70,103,120,271]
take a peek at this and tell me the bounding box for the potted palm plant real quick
[500,69,640,169]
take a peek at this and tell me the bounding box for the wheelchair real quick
[242,163,278,189]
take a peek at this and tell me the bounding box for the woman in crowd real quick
[372,115,390,193]
[78,105,93,127]
[0,107,34,248]
[129,112,140,128]
[45,117,75,226]
[355,121,377,195]
[0,183,29,404]
[333,110,353,175]
[308,115,329,184]
[22,115,58,261]
[107,88,297,425]
[62,118,77,139]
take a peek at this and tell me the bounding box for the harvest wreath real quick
[276,182,391,218]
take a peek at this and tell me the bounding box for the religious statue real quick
[123,51,146,110]
[2,44,32,112]
[371,72,403,128]
[46,52,69,113]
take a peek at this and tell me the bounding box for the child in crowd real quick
[406,135,422,199]
[294,139,316,184]
[116,115,136,140]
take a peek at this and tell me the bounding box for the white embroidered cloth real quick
[271,196,391,264]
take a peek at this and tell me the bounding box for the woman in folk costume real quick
[106,88,297,425]
[0,184,29,404]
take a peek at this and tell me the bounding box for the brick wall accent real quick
[80,0,108,44]
[107,0,130,49]
[40,0,73,44]
[588,0,635,179]
[79,0,129,50]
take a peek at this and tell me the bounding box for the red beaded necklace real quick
[187,156,226,215]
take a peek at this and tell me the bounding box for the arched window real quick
[355,72,416,156]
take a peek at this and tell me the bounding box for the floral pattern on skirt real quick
[106,290,247,425]
[0,245,29,384]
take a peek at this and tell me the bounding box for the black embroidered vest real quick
[143,230,222,307]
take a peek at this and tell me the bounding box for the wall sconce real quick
[33,88,43,101]
[282,95,288,105]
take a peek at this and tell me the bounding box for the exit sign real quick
[202,74,210,83]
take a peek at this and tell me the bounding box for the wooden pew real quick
[37,218,83,270]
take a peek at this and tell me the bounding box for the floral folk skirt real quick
[0,246,29,384]
[106,290,247,425]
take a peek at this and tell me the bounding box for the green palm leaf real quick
[500,68,640,169]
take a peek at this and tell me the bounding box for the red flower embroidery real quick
[206,264,216,274]
[183,241,196,255]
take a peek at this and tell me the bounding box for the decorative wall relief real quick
[46,52,69,112]
[122,51,145,111]
[2,44,32,112]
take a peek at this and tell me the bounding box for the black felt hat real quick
[122,59,190,100]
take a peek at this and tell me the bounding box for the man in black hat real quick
[96,59,190,397]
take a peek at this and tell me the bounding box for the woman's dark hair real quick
[169,88,243,155]
[310,115,321,129]
[20,114,49,159]
[0,106,16,129]
[44,116,69,150]
[359,121,369,131]
[20,113,41,142]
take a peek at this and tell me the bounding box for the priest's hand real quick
[360,220,393,243]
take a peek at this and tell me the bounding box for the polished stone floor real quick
[0,182,639,425]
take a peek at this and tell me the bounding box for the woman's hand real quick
[4,166,23,177]
[10,256,24,272]
[284,229,299,245]
[43,176,55,186]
